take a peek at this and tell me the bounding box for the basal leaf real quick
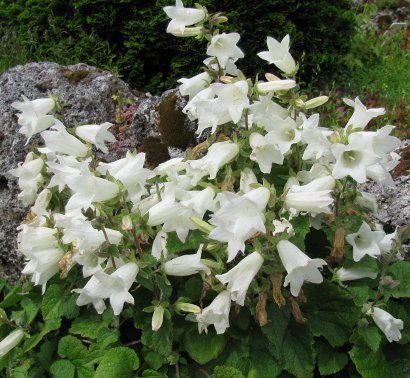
[141,316,173,356]
[94,347,139,378]
[42,284,79,321]
[49,360,75,378]
[316,339,348,376]
[357,327,382,352]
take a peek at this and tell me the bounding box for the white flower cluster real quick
[8,0,404,344]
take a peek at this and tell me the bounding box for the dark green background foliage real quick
[0,0,356,93]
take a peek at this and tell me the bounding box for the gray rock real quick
[0,62,198,283]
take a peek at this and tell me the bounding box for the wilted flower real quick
[371,307,403,342]
[216,252,264,306]
[277,240,327,296]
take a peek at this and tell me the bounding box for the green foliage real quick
[0,0,356,93]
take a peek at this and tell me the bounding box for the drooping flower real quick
[12,95,56,142]
[257,35,296,74]
[164,244,211,276]
[178,72,212,100]
[335,267,377,282]
[239,168,258,194]
[152,230,168,260]
[301,113,332,161]
[215,252,264,306]
[371,307,403,342]
[163,0,206,35]
[0,329,24,358]
[195,290,231,334]
[277,240,327,296]
[265,116,301,154]
[75,122,116,153]
[209,187,270,262]
[345,222,385,262]
[206,32,244,68]
[249,132,284,173]
[343,97,385,130]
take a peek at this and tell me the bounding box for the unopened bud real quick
[220,75,234,83]
[265,73,280,81]
[305,96,329,109]
[121,215,133,231]
[152,306,164,332]
[176,302,201,314]
[0,329,24,357]
[171,27,203,37]
[215,16,228,23]
[380,275,400,289]
[294,98,305,108]
[190,217,214,234]
[31,188,52,216]
[329,131,341,144]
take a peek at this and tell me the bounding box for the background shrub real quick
[0,0,356,93]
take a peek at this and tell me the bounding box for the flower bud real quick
[31,188,52,216]
[304,96,329,109]
[256,79,296,94]
[190,217,214,234]
[294,98,305,108]
[265,73,280,81]
[175,302,201,314]
[171,26,203,37]
[0,329,24,357]
[151,306,165,332]
[121,215,133,231]
[215,16,228,24]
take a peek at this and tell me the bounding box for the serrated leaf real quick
[10,362,30,378]
[211,366,244,378]
[76,366,95,378]
[303,281,361,347]
[248,349,282,378]
[385,261,410,298]
[142,349,166,370]
[94,347,139,378]
[289,215,310,250]
[50,360,75,378]
[349,345,393,378]
[21,297,39,325]
[357,327,382,352]
[69,312,110,339]
[42,284,79,321]
[183,327,227,365]
[224,343,250,374]
[0,285,23,309]
[57,336,88,365]
[141,370,167,378]
[141,316,173,356]
[23,318,61,352]
[316,339,348,376]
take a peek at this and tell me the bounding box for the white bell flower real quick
[249,94,288,132]
[209,187,270,262]
[74,274,107,314]
[250,132,284,173]
[178,72,212,100]
[195,290,231,334]
[345,222,385,262]
[284,176,335,215]
[343,97,385,130]
[187,141,239,183]
[331,133,379,183]
[31,188,52,217]
[301,114,332,161]
[354,191,379,216]
[98,151,154,205]
[371,307,403,343]
[12,95,56,142]
[163,0,206,35]
[46,155,85,192]
[272,218,294,237]
[378,227,399,254]
[75,122,116,153]
[152,230,168,260]
[277,240,327,297]
[203,56,238,76]
[164,244,211,276]
[265,117,301,154]
[335,267,377,282]
[206,32,244,68]
[365,163,396,188]
[215,252,263,306]
[9,152,44,206]
[256,79,297,94]
[257,35,296,74]
[0,329,24,358]
[358,125,401,157]
[39,121,88,158]
[182,87,215,121]
[296,163,330,184]
[239,168,258,194]
[211,81,250,124]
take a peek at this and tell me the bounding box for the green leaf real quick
[69,312,111,339]
[141,316,173,356]
[141,349,166,370]
[42,284,79,321]
[385,261,410,298]
[183,327,227,365]
[76,366,95,378]
[211,366,244,378]
[224,343,250,374]
[141,369,167,378]
[304,281,361,347]
[23,318,61,352]
[57,336,88,366]
[94,347,139,378]
[346,284,371,306]
[21,297,39,325]
[349,345,393,378]
[316,339,348,376]
[289,215,310,250]
[50,360,75,378]
[357,327,382,352]
[166,230,206,254]
[248,349,282,378]
[10,362,30,378]
[0,285,23,309]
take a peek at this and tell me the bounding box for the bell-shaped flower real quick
[284,176,335,215]
[345,222,385,262]
[209,187,270,262]
[75,122,116,153]
[46,155,84,192]
[239,168,258,194]
[257,35,296,74]
[178,72,212,100]
[358,125,401,158]
[98,151,154,205]
[206,33,244,68]
[378,227,399,254]
[9,152,44,206]
[249,94,288,131]
[335,267,377,282]
[331,132,379,183]
[152,230,168,260]
[272,217,294,237]
[12,95,56,142]
[73,274,107,314]
[163,0,206,35]
[371,307,403,342]
[203,56,238,76]
[216,252,263,306]
[265,117,301,154]
[40,121,88,158]
[0,329,24,358]
[211,81,249,124]
[366,161,396,188]
[256,79,296,94]
[249,132,284,173]
[164,244,211,276]
[301,114,332,161]
[31,188,52,217]
[277,239,327,296]
[187,141,239,183]
[343,97,385,130]
[183,87,215,122]
[354,191,379,216]
[195,290,231,334]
